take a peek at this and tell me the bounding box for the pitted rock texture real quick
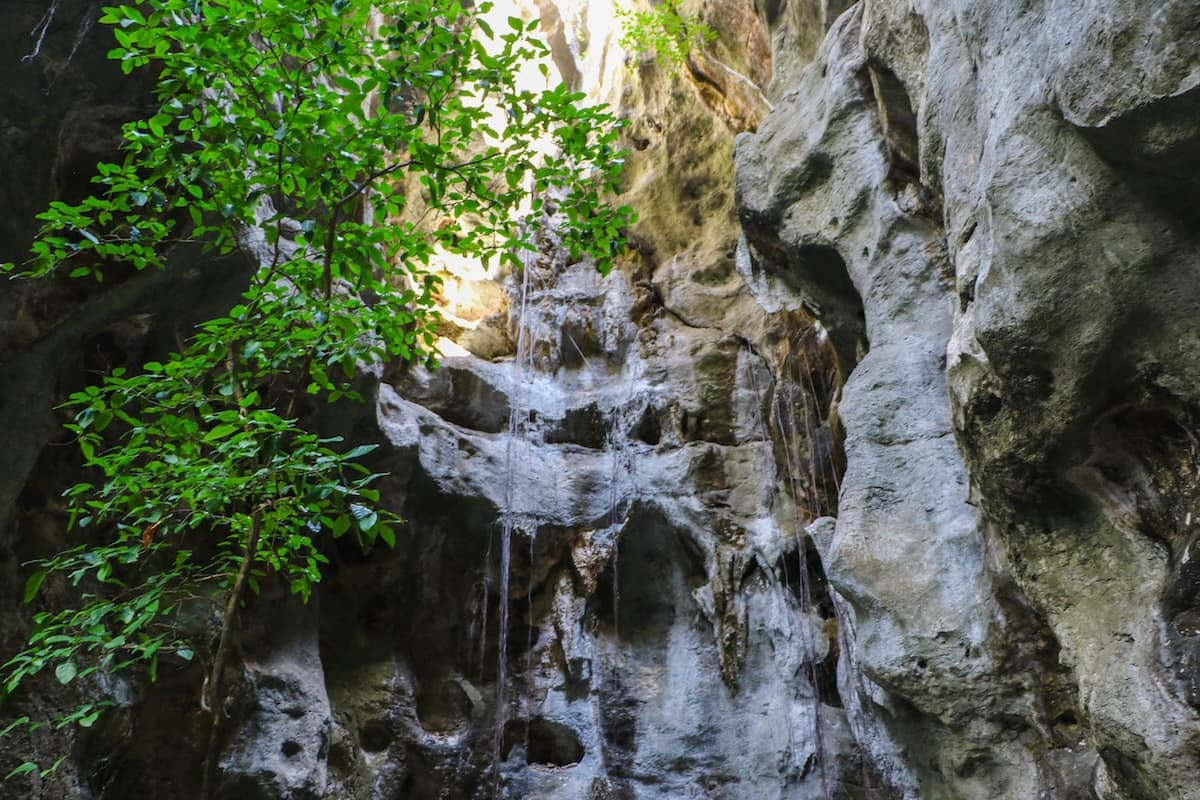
[4,0,1199,798]
[356,245,856,799]
[737,1,1200,798]
[0,1,857,798]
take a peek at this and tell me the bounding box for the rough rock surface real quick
[0,1,853,798]
[1,0,1198,798]
[737,1,1200,798]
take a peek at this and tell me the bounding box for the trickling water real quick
[774,375,833,800]
[561,326,624,637]
[493,244,535,794]
[478,527,494,682]
[797,370,824,518]
[564,322,633,634]
[523,528,536,756]
[746,342,833,800]
[607,364,642,637]
[607,408,622,635]
[802,349,842,500]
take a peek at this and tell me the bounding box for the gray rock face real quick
[737,0,1200,798]
[1,1,855,797]
[361,250,856,798]
[3,0,1198,798]
[217,599,332,800]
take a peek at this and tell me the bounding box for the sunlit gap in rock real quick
[424,0,619,359]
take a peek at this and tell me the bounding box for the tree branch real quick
[200,509,262,800]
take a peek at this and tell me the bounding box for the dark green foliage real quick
[1,0,633,779]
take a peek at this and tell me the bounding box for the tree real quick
[0,0,633,791]
[615,0,716,70]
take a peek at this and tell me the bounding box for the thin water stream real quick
[747,342,833,800]
[607,400,624,635]
[775,381,833,800]
[492,245,535,794]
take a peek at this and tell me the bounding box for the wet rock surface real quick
[2,0,1198,798]
[737,0,1200,797]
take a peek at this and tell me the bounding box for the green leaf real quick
[203,423,239,442]
[4,762,38,780]
[343,444,378,459]
[22,571,47,604]
[376,524,396,548]
[0,716,30,737]
[54,662,77,686]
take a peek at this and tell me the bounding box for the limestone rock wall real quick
[2,0,1198,798]
[300,1,864,796]
[0,1,857,798]
[736,1,1200,798]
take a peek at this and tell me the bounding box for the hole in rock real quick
[560,319,604,370]
[1054,710,1079,727]
[633,405,662,445]
[508,621,540,655]
[394,365,510,433]
[867,60,920,182]
[777,538,836,619]
[976,392,1003,420]
[788,243,866,373]
[359,718,392,753]
[416,677,472,734]
[1075,87,1200,228]
[545,403,607,449]
[504,718,585,767]
[281,740,302,758]
[777,539,842,707]
[1029,368,1056,400]
[594,508,707,636]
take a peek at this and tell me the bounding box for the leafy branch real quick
[1,0,634,791]
[615,0,717,70]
